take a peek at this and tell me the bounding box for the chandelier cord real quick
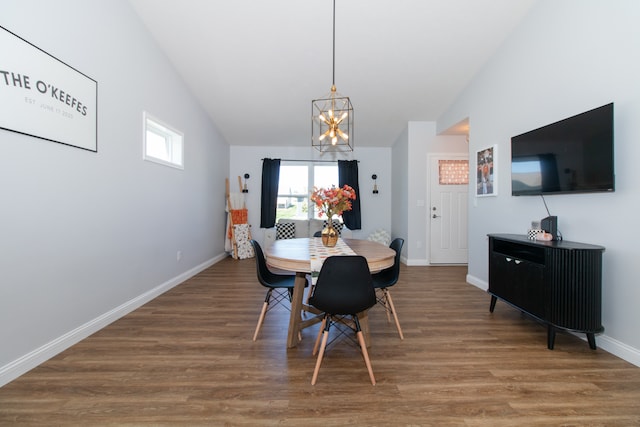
[332,0,336,87]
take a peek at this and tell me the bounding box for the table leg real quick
[287,272,307,348]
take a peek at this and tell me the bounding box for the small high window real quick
[439,159,469,185]
[143,112,183,169]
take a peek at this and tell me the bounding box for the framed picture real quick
[476,145,497,197]
[0,26,97,152]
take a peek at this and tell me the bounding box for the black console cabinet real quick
[488,234,604,350]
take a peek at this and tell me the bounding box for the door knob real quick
[432,214,441,218]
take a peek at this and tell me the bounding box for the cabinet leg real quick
[489,295,497,313]
[587,333,597,350]
[547,325,556,350]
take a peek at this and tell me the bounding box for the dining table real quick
[265,237,396,348]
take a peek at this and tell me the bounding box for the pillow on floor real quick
[233,224,254,259]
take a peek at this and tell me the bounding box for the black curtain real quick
[338,160,361,230]
[260,158,281,228]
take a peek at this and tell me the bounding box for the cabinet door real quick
[516,258,545,318]
[489,253,545,318]
[489,252,519,303]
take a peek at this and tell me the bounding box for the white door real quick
[429,155,469,264]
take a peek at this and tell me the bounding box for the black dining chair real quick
[249,240,297,341]
[371,238,405,339]
[308,255,377,385]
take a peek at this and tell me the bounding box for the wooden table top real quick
[265,238,395,273]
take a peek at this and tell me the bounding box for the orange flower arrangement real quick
[310,184,356,219]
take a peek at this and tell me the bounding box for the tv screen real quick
[511,103,615,196]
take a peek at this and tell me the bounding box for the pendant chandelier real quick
[311,0,354,152]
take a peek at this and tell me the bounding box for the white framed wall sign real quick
[0,26,97,152]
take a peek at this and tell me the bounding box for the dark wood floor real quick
[1,257,639,426]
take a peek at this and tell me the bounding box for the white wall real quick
[229,145,392,245]
[391,127,409,261]
[440,0,640,365]
[393,122,468,265]
[0,0,229,385]
[406,122,431,265]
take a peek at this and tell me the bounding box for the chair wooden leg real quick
[353,315,376,385]
[313,316,327,355]
[311,330,329,385]
[384,290,404,340]
[356,330,376,385]
[381,289,392,323]
[252,301,269,341]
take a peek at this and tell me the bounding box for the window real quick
[143,112,184,169]
[276,163,338,221]
[438,159,469,185]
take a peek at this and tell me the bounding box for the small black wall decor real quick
[0,25,98,152]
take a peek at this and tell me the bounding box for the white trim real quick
[466,273,488,291]
[597,335,640,368]
[405,258,429,266]
[0,252,228,387]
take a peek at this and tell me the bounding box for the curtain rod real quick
[261,158,359,163]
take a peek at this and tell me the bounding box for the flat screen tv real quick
[511,103,615,196]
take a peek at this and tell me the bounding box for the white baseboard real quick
[466,273,640,368]
[405,258,429,266]
[596,335,640,367]
[466,273,488,291]
[0,253,228,387]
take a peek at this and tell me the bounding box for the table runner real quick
[309,237,356,284]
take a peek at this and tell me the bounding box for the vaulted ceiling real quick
[128,0,536,147]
